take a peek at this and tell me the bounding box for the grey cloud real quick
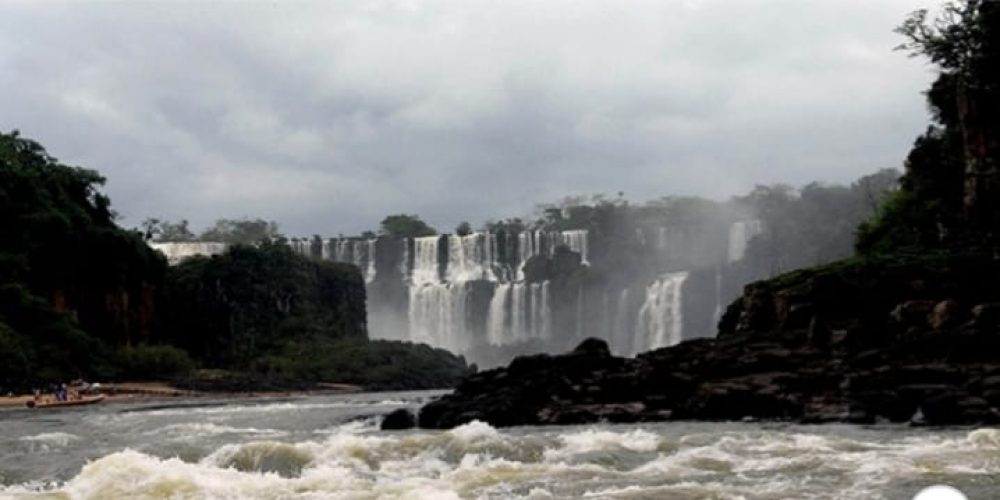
[0,0,934,236]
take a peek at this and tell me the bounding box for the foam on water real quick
[3,422,999,499]
[18,433,80,447]
[15,432,81,454]
[152,423,290,440]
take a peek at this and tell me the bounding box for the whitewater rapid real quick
[1,392,998,499]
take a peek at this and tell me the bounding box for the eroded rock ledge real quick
[405,254,1000,430]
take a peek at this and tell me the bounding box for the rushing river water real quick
[1,391,998,499]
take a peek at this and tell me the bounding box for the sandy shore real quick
[0,381,363,409]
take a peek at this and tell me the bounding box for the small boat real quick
[26,394,106,409]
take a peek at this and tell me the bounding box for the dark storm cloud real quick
[0,0,934,236]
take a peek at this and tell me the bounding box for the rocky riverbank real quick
[403,253,1000,429]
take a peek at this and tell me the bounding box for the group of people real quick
[34,380,98,403]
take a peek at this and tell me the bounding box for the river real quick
[1,391,997,499]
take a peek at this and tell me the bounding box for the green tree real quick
[0,130,165,386]
[379,214,437,239]
[870,0,1000,247]
[200,218,282,244]
[455,221,472,236]
[141,218,196,242]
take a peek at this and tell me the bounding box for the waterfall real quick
[516,230,544,280]
[399,238,410,278]
[446,233,498,282]
[408,281,468,354]
[633,272,688,355]
[411,236,442,285]
[289,239,312,258]
[486,283,510,346]
[560,230,590,265]
[325,238,377,283]
[364,239,377,283]
[516,229,590,279]
[728,220,763,263]
[320,239,331,260]
[485,281,551,346]
[150,242,229,265]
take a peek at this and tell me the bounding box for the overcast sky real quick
[1,0,937,236]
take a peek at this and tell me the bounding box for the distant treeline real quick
[0,131,470,390]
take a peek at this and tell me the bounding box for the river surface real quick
[1,390,998,499]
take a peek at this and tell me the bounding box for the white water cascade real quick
[559,230,590,265]
[485,282,551,346]
[517,230,545,280]
[407,281,469,354]
[727,220,763,263]
[446,233,499,282]
[410,236,442,285]
[150,242,229,265]
[516,229,590,279]
[633,272,688,355]
[327,238,378,283]
[401,231,556,355]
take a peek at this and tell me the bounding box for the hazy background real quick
[0,0,934,235]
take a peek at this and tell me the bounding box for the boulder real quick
[572,337,611,357]
[890,300,935,328]
[929,299,964,330]
[919,392,995,425]
[381,408,416,430]
[971,303,1000,331]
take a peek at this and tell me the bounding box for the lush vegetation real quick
[0,131,166,387]
[143,217,283,244]
[0,131,470,391]
[160,243,367,368]
[858,0,1000,254]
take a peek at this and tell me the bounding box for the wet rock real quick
[929,299,964,329]
[381,408,416,430]
[572,337,611,357]
[415,253,1000,429]
[920,393,994,425]
[971,303,1000,331]
[890,300,935,327]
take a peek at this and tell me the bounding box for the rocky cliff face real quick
[410,253,1000,429]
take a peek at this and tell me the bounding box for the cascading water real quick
[408,281,468,354]
[633,272,688,355]
[289,238,312,258]
[151,218,754,365]
[485,281,551,346]
[516,230,544,280]
[446,233,498,282]
[516,229,590,279]
[150,242,229,265]
[410,236,442,285]
[407,235,461,350]
[728,220,763,263]
[560,230,590,265]
[326,238,378,283]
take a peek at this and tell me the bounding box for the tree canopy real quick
[379,214,437,239]
[859,0,1000,252]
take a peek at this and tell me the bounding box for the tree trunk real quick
[959,83,1000,241]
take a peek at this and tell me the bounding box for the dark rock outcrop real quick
[418,254,1000,429]
[381,408,417,430]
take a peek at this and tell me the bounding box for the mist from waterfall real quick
[151,218,774,366]
[728,220,764,263]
